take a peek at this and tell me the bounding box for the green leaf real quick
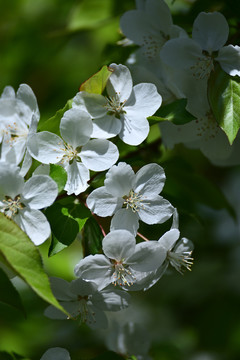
[0,267,25,315]
[0,214,66,314]
[38,100,72,136]
[208,64,240,144]
[83,217,104,255]
[45,198,91,256]
[49,164,67,193]
[148,99,195,125]
[80,65,113,94]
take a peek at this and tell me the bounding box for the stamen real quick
[2,195,24,218]
[112,261,136,287]
[190,55,214,80]
[105,96,126,116]
[123,189,146,213]
[167,250,194,274]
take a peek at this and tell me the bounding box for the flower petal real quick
[27,132,65,164]
[119,113,149,146]
[70,278,97,297]
[107,64,133,102]
[125,83,162,118]
[22,175,58,209]
[50,277,76,301]
[158,228,180,250]
[74,254,112,290]
[73,91,107,118]
[92,289,130,311]
[104,162,135,197]
[81,139,119,171]
[110,208,139,236]
[216,45,240,76]
[16,84,40,121]
[192,11,229,53]
[0,162,24,198]
[86,187,122,217]
[60,108,92,147]
[40,347,71,360]
[91,115,122,139]
[128,241,166,272]
[102,229,136,261]
[14,208,51,245]
[138,196,174,224]
[64,160,90,195]
[134,163,166,195]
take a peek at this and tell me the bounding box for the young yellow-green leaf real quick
[0,214,66,314]
[80,65,113,94]
[148,99,195,125]
[0,268,25,315]
[208,64,240,144]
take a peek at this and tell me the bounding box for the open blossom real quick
[0,84,39,173]
[44,277,130,329]
[72,63,162,145]
[161,12,240,80]
[120,0,186,61]
[87,162,174,235]
[27,108,119,195]
[0,162,58,245]
[74,230,165,291]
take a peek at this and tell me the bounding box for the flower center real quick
[167,250,193,274]
[1,195,24,218]
[105,96,126,117]
[69,296,96,325]
[112,261,136,287]
[190,55,214,80]
[60,143,80,164]
[123,189,145,213]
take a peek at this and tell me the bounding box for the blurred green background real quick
[1,0,240,359]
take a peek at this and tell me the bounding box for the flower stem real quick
[137,232,149,241]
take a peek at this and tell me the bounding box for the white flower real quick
[27,108,119,195]
[160,12,240,81]
[44,277,130,329]
[87,162,174,235]
[74,229,165,291]
[0,162,58,245]
[73,64,162,145]
[120,0,187,61]
[40,348,71,360]
[0,84,39,168]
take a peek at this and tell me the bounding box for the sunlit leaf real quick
[0,214,66,314]
[80,65,113,94]
[208,64,240,144]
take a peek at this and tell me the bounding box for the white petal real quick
[139,196,174,224]
[81,139,119,171]
[64,160,90,195]
[1,86,15,99]
[216,45,240,76]
[73,91,107,118]
[40,347,71,360]
[146,0,173,31]
[86,187,122,217]
[0,162,24,198]
[125,83,162,118]
[192,11,229,53]
[93,289,130,311]
[120,10,153,46]
[70,278,97,297]
[104,162,135,197]
[160,37,204,70]
[19,150,32,177]
[91,115,122,139]
[22,175,58,209]
[74,254,112,290]
[17,84,40,120]
[60,108,92,147]
[128,241,166,272]
[14,208,51,245]
[110,208,139,236]
[27,132,65,164]
[102,229,136,260]
[134,163,166,196]
[50,277,76,301]
[158,229,180,250]
[107,64,133,102]
[119,113,149,145]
